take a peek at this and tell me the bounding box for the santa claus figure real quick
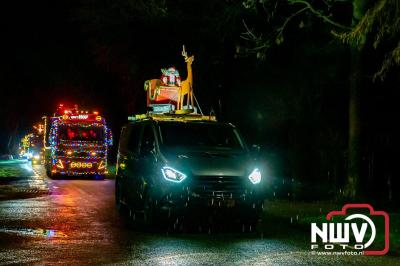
[160,67,181,87]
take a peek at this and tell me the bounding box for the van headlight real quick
[161,167,187,183]
[248,168,261,184]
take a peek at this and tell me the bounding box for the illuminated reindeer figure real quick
[144,45,195,113]
[177,45,195,111]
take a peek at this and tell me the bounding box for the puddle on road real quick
[0,227,67,238]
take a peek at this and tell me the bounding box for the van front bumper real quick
[154,175,264,211]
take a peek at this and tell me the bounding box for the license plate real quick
[70,162,93,169]
[208,198,235,207]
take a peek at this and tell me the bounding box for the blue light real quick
[161,166,187,183]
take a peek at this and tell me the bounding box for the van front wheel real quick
[142,188,165,230]
[115,177,129,216]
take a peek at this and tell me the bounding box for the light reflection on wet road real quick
[0,163,399,265]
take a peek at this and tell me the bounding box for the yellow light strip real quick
[129,113,217,122]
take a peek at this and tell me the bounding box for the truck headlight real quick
[161,167,187,183]
[248,168,261,184]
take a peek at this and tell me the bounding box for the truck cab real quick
[44,106,112,179]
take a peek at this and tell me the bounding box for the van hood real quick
[161,150,252,177]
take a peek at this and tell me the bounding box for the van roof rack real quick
[128,113,216,122]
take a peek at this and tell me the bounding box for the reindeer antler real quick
[182,45,187,60]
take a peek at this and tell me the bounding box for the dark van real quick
[115,114,265,227]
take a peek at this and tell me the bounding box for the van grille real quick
[190,176,246,199]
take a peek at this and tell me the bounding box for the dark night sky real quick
[1,1,243,135]
[1,0,255,149]
[1,0,398,200]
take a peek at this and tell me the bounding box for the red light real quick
[93,111,99,115]
[64,110,68,114]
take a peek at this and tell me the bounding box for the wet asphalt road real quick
[0,161,399,265]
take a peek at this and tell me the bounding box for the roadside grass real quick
[0,162,33,181]
[0,159,28,165]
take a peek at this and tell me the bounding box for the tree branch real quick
[374,40,400,81]
[289,0,351,30]
[277,7,309,35]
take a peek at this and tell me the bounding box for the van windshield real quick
[158,122,245,151]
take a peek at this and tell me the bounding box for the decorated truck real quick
[43,104,112,178]
[19,133,43,164]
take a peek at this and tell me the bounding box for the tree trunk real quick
[345,45,362,198]
[344,0,369,199]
